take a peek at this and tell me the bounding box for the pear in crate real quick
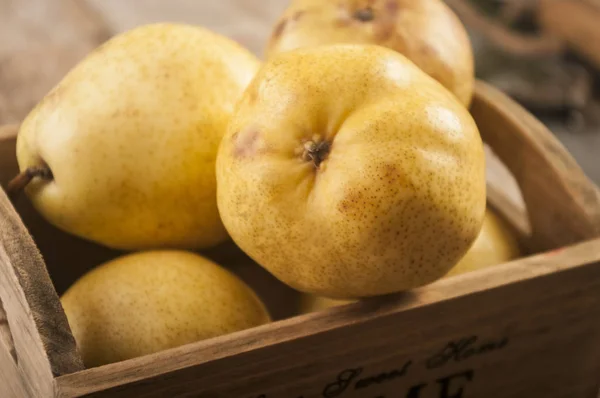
[216,44,486,299]
[299,208,522,312]
[299,294,355,314]
[266,0,474,106]
[11,23,260,251]
[445,207,521,277]
[61,251,271,367]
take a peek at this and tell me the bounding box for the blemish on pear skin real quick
[233,129,261,158]
[272,11,305,39]
[373,0,400,41]
[385,0,399,14]
[273,19,288,39]
[337,190,366,214]
[292,10,306,21]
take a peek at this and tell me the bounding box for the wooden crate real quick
[1,81,599,398]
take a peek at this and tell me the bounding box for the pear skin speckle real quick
[60,251,271,368]
[266,0,474,106]
[16,23,261,251]
[216,44,486,299]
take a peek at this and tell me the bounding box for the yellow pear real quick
[266,0,474,106]
[13,23,260,251]
[300,208,521,312]
[445,207,521,277]
[299,294,355,314]
[216,45,486,299]
[60,250,271,367]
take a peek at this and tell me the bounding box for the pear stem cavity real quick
[7,166,53,200]
[302,138,331,169]
[354,7,375,22]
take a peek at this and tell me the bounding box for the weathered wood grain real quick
[0,0,599,390]
[0,185,84,397]
[0,302,29,398]
[15,83,598,398]
[471,81,600,252]
[0,127,84,397]
[53,237,600,398]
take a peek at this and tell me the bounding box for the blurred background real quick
[1,0,598,183]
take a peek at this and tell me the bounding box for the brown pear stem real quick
[6,166,53,200]
[302,140,331,169]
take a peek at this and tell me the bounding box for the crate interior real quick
[0,126,529,327]
[0,139,302,323]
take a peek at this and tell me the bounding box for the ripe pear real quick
[445,207,521,277]
[60,251,271,367]
[14,23,260,251]
[300,208,521,311]
[216,44,486,299]
[266,0,474,106]
[299,294,355,314]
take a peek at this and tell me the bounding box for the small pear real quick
[444,207,521,277]
[266,0,474,106]
[13,23,260,251]
[61,251,271,367]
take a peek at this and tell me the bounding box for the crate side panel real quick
[471,82,600,251]
[56,242,600,398]
[0,186,84,390]
[0,304,31,398]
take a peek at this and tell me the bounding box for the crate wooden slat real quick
[472,82,600,251]
[0,302,29,397]
[1,81,599,398]
[0,164,83,397]
[51,239,600,398]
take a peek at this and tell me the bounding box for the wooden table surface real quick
[0,0,290,125]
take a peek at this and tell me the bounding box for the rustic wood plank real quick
[0,0,110,125]
[486,180,531,251]
[0,301,28,398]
[484,144,524,208]
[471,81,600,252]
[0,300,16,367]
[0,305,29,398]
[484,144,531,250]
[48,79,600,398]
[0,184,84,396]
[54,237,600,398]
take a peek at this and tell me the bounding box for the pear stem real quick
[6,166,53,200]
[302,140,331,168]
